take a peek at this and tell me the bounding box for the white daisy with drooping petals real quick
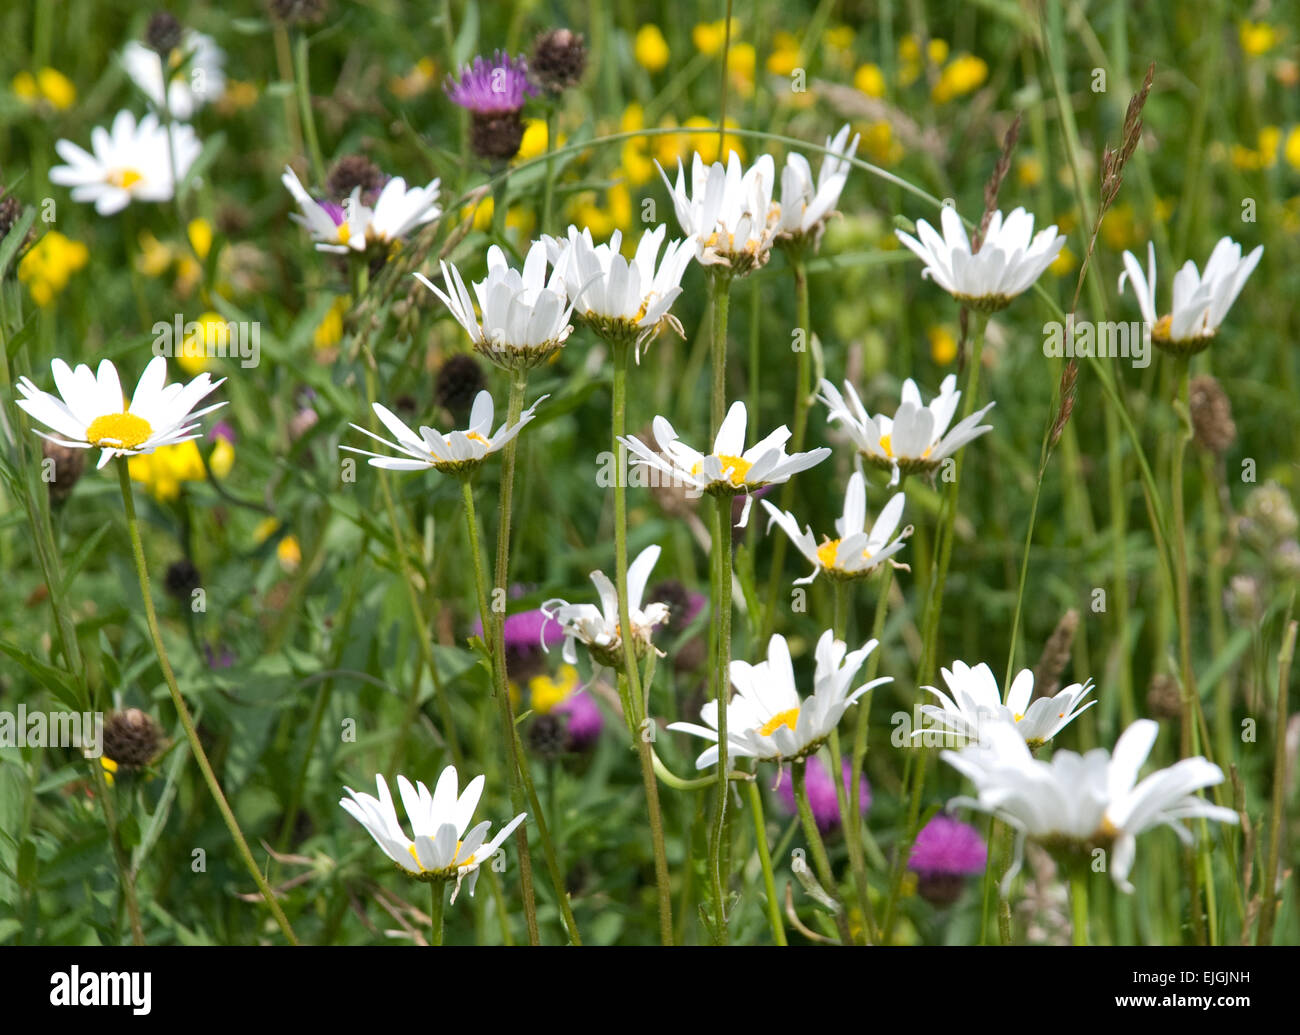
[761,471,907,585]
[544,224,693,359]
[774,124,859,250]
[340,768,526,900]
[619,400,831,525]
[657,150,779,274]
[364,175,442,246]
[541,545,670,671]
[894,206,1065,311]
[50,110,202,216]
[668,630,890,766]
[941,719,1237,893]
[341,389,546,474]
[282,167,441,254]
[15,356,225,470]
[917,660,1095,750]
[121,30,226,120]
[416,241,575,370]
[1118,237,1263,355]
[819,375,994,486]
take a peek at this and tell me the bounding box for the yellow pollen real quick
[757,707,800,737]
[712,453,752,486]
[1152,314,1172,342]
[108,168,144,189]
[85,412,153,449]
[463,431,489,445]
[337,222,352,244]
[816,538,841,569]
[1013,713,1024,722]
[878,433,894,457]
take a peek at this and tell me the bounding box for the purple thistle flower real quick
[209,420,236,443]
[776,756,870,833]
[472,607,565,650]
[555,690,603,748]
[444,50,537,115]
[909,814,987,906]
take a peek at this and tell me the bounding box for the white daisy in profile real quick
[657,150,779,275]
[818,375,994,486]
[50,110,202,215]
[15,356,225,470]
[773,124,859,251]
[541,545,670,670]
[668,630,890,767]
[894,206,1065,312]
[341,389,546,475]
[619,400,831,525]
[761,471,907,585]
[916,660,1095,750]
[941,718,1237,892]
[1118,237,1263,356]
[121,29,226,119]
[282,167,441,254]
[416,241,575,371]
[340,768,526,900]
[543,224,693,359]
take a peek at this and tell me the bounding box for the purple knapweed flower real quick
[909,814,987,905]
[776,756,871,832]
[444,50,537,115]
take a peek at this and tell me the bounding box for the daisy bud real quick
[102,709,164,770]
[531,28,588,94]
[42,439,86,504]
[1189,374,1236,455]
[144,11,183,56]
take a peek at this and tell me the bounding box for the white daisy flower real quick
[543,224,693,359]
[1118,237,1263,355]
[916,660,1095,750]
[657,150,779,275]
[282,167,441,254]
[761,471,907,585]
[340,768,526,900]
[668,630,891,766]
[15,355,225,470]
[416,241,575,371]
[942,718,1237,893]
[541,545,670,671]
[341,389,546,475]
[894,206,1065,311]
[122,30,226,120]
[818,375,994,486]
[50,110,202,216]
[774,124,859,251]
[619,400,831,526]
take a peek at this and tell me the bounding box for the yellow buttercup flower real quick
[767,32,801,76]
[932,54,988,103]
[634,25,670,72]
[277,535,302,572]
[854,63,886,98]
[215,79,259,113]
[209,436,235,478]
[1049,244,1077,277]
[178,312,230,375]
[1285,126,1300,170]
[314,296,349,349]
[128,440,207,502]
[516,118,550,162]
[1016,154,1044,189]
[470,195,494,232]
[389,57,437,99]
[824,25,855,53]
[858,120,903,166]
[727,42,756,96]
[683,116,745,164]
[12,67,76,110]
[528,665,581,714]
[693,19,738,56]
[1240,21,1278,56]
[17,232,89,308]
[620,103,657,185]
[928,325,957,366]
[188,218,213,260]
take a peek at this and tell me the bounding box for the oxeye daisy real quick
[916,660,1095,750]
[543,224,693,360]
[540,545,670,671]
[761,471,908,584]
[15,355,226,470]
[619,400,831,526]
[894,205,1065,311]
[773,124,859,252]
[1118,237,1263,355]
[122,28,226,119]
[444,50,539,162]
[818,375,994,486]
[657,150,779,275]
[668,630,891,766]
[416,241,575,371]
[282,167,441,254]
[941,718,1237,893]
[340,768,526,901]
[50,110,201,216]
[341,389,545,475]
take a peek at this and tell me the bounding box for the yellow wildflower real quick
[314,296,349,349]
[858,120,903,166]
[727,42,757,96]
[12,67,76,110]
[1049,244,1077,277]
[932,54,988,103]
[178,312,230,375]
[928,325,957,366]
[854,63,886,98]
[767,32,801,76]
[1240,21,1278,56]
[634,25,670,72]
[693,19,738,56]
[1016,154,1044,189]
[389,57,437,99]
[528,665,580,714]
[683,116,745,164]
[277,535,302,572]
[17,232,89,308]
[516,118,551,162]
[1285,126,1300,170]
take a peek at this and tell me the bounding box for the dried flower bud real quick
[434,353,487,416]
[1146,673,1183,720]
[103,709,164,769]
[531,28,587,94]
[0,194,27,243]
[1225,574,1262,626]
[469,110,526,162]
[164,558,202,602]
[268,0,327,25]
[527,713,568,760]
[145,11,183,55]
[1189,374,1236,455]
[41,440,86,504]
[326,154,387,206]
[1032,608,1079,697]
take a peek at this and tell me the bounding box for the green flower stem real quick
[540,105,558,233]
[116,461,299,945]
[651,750,752,790]
[293,32,326,185]
[850,556,895,865]
[610,337,674,944]
[430,878,446,946]
[271,24,304,161]
[1070,870,1089,947]
[762,251,810,640]
[995,821,1015,944]
[792,758,853,945]
[1259,619,1298,945]
[708,271,733,437]
[746,778,787,945]
[706,493,735,941]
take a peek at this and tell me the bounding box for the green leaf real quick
[0,641,82,709]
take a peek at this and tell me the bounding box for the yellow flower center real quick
[757,707,800,737]
[1013,712,1024,722]
[1152,314,1173,342]
[337,222,352,245]
[85,412,153,450]
[816,537,872,570]
[108,168,144,189]
[406,840,476,873]
[878,433,894,457]
[694,453,752,486]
